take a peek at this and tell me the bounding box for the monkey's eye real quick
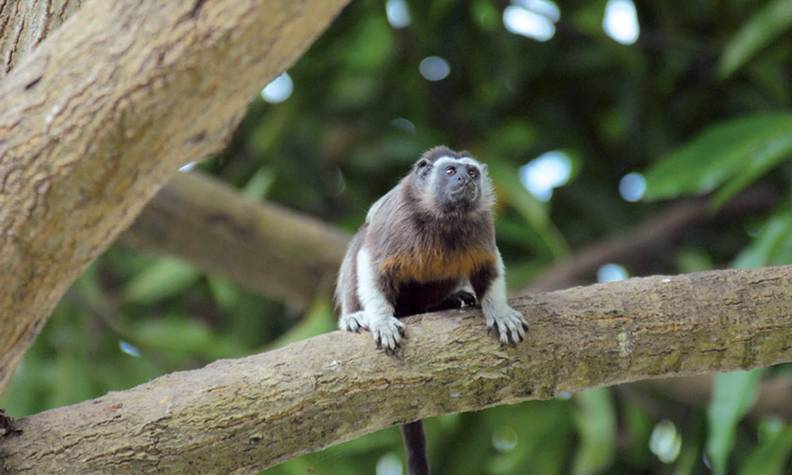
[467,168,479,178]
[446,167,456,176]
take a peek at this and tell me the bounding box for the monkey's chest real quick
[380,247,495,283]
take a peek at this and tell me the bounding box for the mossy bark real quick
[2,266,790,474]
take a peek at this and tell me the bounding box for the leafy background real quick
[3,0,792,473]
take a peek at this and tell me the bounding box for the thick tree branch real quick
[0,0,84,76]
[120,172,350,310]
[0,0,350,394]
[2,266,791,474]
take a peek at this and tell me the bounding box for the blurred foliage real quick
[3,0,792,473]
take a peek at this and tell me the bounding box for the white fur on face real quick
[427,156,494,210]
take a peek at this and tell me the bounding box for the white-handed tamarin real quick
[335,145,527,475]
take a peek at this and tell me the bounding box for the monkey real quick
[335,145,527,475]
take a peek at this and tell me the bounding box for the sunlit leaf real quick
[719,0,792,78]
[706,369,765,475]
[123,258,201,304]
[643,114,792,201]
[573,389,616,475]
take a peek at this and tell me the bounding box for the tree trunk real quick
[0,0,350,395]
[1,266,790,474]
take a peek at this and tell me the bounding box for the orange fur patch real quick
[380,247,495,283]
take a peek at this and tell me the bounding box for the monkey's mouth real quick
[449,183,479,201]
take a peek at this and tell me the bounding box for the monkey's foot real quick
[484,305,528,345]
[430,290,477,312]
[370,316,405,351]
[339,312,367,333]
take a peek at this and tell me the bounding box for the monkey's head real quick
[411,146,494,215]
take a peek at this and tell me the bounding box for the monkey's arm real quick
[470,250,527,344]
[344,247,405,351]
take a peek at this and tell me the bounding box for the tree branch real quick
[2,266,791,474]
[120,172,350,310]
[0,0,85,77]
[525,188,778,293]
[0,0,350,394]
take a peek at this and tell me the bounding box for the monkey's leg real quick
[356,248,405,350]
[470,250,527,344]
[401,421,430,475]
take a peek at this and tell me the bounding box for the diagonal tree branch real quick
[120,172,351,310]
[0,0,350,395]
[2,266,791,474]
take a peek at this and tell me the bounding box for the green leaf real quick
[706,369,765,475]
[241,167,275,201]
[713,133,792,207]
[738,421,792,475]
[132,316,238,360]
[643,114,792,201]
[719,0,792,78]
[572,389,616,475]
[267,298,335,349]
[123,258,201,304]
[732,207,792,268]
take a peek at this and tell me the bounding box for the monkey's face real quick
[415,156,490,214]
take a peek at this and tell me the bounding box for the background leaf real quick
[719,0,792,78]
[706,369,765,475]
[573,389,616,475]
[643,114,792,202]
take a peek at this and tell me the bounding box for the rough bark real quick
[0,0,350,395]
[0,0,84,76]
[2,266,791,474]
[120,172,350,310]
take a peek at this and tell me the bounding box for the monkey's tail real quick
[401,420,430,475]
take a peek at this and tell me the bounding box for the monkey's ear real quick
[480,163,488,174]
[414,158,431,173]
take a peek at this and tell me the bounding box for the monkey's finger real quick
[497,321,509,344]
[374,331,383,349]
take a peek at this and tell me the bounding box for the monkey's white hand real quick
[339,312,405,351]
[484,304,527,345]
[339,311,368,333]
[369,315,405,351]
